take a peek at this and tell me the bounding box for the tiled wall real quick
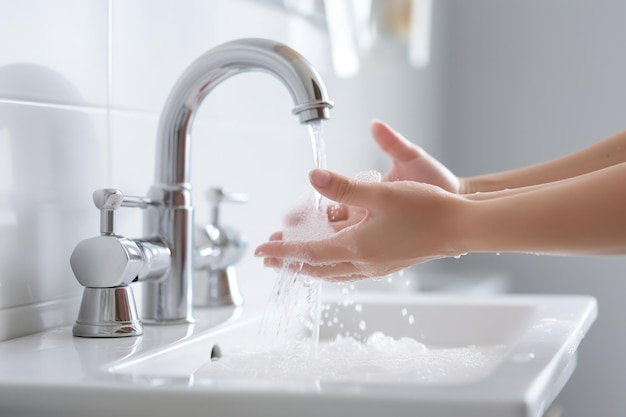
[0,0,435,341]
[0,0,110,341]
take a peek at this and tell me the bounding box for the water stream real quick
[307,119,326,353]
[307,120,326,210]
[257,120,329,354]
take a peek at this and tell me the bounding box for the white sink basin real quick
[0,293,596,417]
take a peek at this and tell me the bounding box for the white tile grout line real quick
[107,0,114,185]
[0,98,157,117]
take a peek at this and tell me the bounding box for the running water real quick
[308,119,326,210]
[258,120,330,354]
[307,120,326,350]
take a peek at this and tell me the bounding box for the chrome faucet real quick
[70,38,333,337]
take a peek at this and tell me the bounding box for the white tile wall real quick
[0,0,429,341]
[110,0,329,115]
[0,0,110,340]
[0,100,109,340]
[0,0,109,106]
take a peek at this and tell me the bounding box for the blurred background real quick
[0,1,625,415]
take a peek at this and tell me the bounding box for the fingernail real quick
[310,169,332,187]
[263,258,272,266]
[327,204,347,222]
[254,248,264,256]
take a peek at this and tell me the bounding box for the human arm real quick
[255,164,626,281]
[373,119,626,194]
[464,162,626,255]
[462,129,626,193]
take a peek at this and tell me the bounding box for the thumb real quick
[309,169,376,209]
[371,120,421,163]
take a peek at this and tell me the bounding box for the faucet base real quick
[73,287,143,338]
[194,267,243,308]
[141,317,194,325]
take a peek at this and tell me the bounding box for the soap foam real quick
[355,170,382,183]
[195,332,505,384]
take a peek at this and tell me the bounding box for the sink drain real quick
[210,344,222,361]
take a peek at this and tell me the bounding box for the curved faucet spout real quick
[142,38,333,324]
[155,38,333,186]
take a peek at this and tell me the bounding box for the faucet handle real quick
[92,188,156,236]
[93,188,124,210]
[205,187,247,226]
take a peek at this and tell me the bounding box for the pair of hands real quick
[254,120,466,281]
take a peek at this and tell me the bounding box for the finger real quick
[268,231,283,241]
[254,232,282,257]
[254,236,356,265]
[263,258,371,282]
[327,208,367,233]
[327,204,349,222]
[371,120,422,162]
[263,257,280,268]
[309,169,382,210]
[297,261,370,282]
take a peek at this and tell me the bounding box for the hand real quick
[255,169,467,281]
[371,120,460,193]
[277,191,367,235]
[323,120,460,228]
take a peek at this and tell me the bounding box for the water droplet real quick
[401,308,408,316]
[511,352,535,363]
[408,315,415,325]
[355,304,363,312]
[359,320,367,331]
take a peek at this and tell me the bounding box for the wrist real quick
[444,195,480,257]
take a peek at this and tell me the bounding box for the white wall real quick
[438,1,626,416]
[0,0,434,341]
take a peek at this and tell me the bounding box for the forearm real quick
[459,162,626,256]
[461,130,626,193]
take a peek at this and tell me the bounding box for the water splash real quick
[258,120,331,354]
[258,200,333,351]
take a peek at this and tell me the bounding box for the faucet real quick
[70,38,333,337]
[194,187,248,308]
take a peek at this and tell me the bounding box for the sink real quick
[0,292,596,417]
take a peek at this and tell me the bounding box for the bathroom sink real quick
[0,292,596,417]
